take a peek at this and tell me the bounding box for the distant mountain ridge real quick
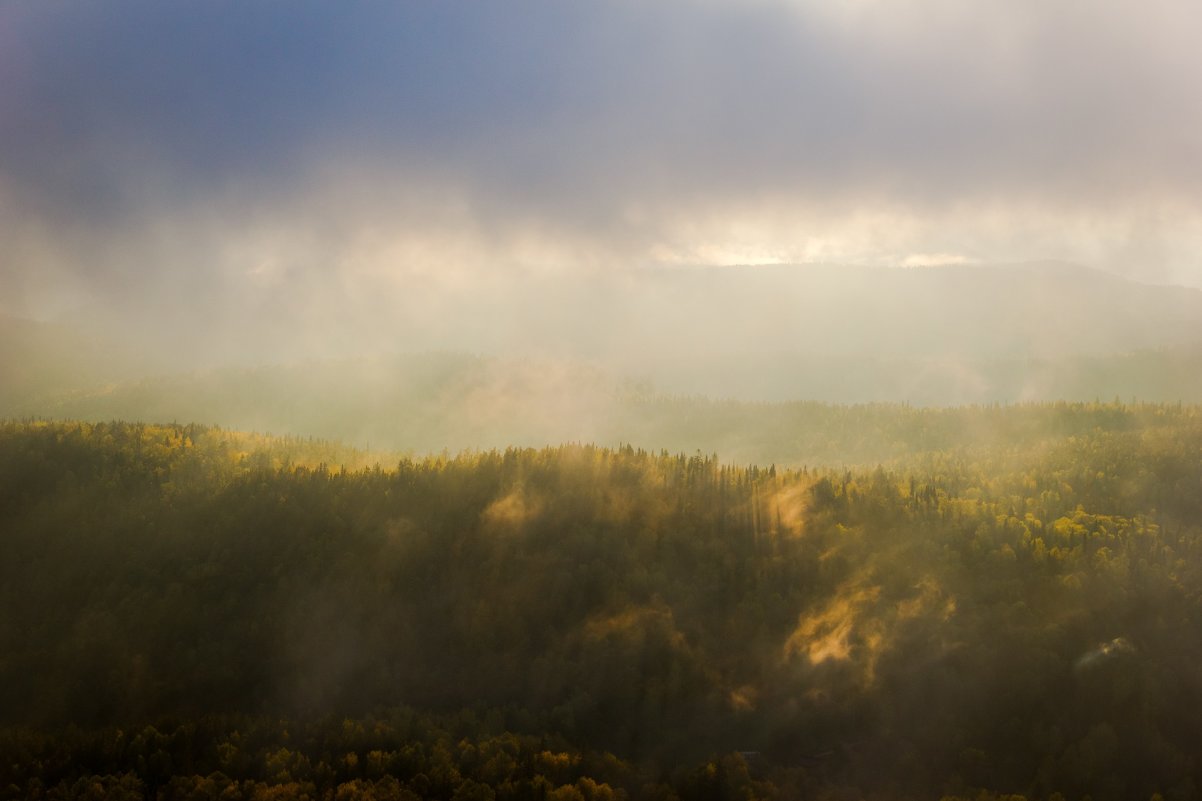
[38,261,1202,374]
[4,345,1201,466]
[619,261,1202,360]
[3,262,1201,458]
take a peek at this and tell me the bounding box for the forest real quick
[2,405,1201,800]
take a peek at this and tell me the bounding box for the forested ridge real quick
[3,407,1202,800]
[12,347,1202,465]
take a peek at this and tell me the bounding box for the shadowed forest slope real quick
[2,408,1202,799]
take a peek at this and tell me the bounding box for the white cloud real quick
[4,0,1202,323]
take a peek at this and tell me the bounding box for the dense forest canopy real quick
[3,408,1201,800]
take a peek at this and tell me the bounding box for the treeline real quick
[2,410,1202,799]
[15,350,1202,465]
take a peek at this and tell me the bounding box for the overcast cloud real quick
[3,0,1202,318]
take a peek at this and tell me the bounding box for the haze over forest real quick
[4,2,1202,800]
[5,3,1202,449]
[4,261,1202,459]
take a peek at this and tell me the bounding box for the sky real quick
[3,0,1202,322]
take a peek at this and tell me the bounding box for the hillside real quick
[7,345,1202,466]
[6,266,1202,445]
[2,409,1202,800]
[0,315,140,410]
